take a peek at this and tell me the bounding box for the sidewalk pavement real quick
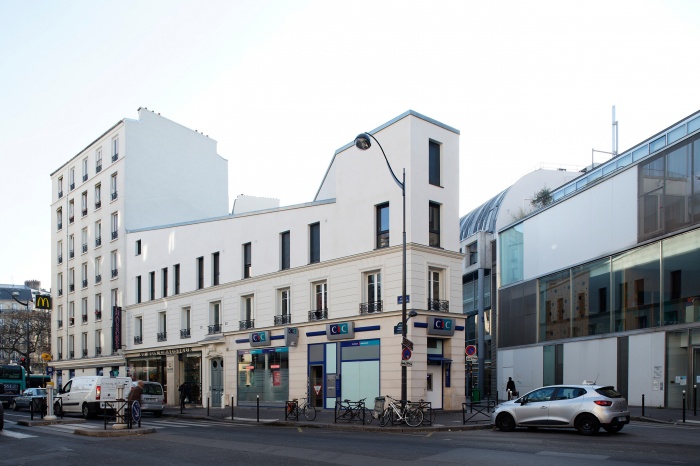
[161,402,700,431]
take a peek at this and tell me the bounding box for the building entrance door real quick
[426,365,443,409]
[210,358,223,407]
[693,348,700,411]
[310,365,323,408]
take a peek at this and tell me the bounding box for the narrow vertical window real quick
[57,207,63,230]
[429,140,441,186]
[429,202,441,247]
[111,173,118,200]
[243,243,252,278]
[58,176,63,198]
[162,267,168,297]
[281,232,290,270]
[95,221,102,247]
[96,148,102,172]
[95,183,101,209]
[112,137,119,161]
[212,252,220,286]
[81,191,88,216]
[82,157,88,181]
[309,222,320,264]
[149,271,155,300]
[197,257,204,289]
[376,203,389,249]
[135,240,141,256]
[111,212,119,240]
[174,264,180,295]
[136,276,142,304]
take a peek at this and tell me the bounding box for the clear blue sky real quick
[2,0,700,289]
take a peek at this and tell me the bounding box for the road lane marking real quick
[537,451,609,460]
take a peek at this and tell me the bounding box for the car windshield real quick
[142,384,163,395]
[595,387,622,398]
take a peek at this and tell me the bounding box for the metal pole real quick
[642,394,645,417]
[683,390,686,423]
[257,394,260,422]
[695,385,697,417]
[207,397,210,417]
[231,396,234,420]
[401,169,407,406]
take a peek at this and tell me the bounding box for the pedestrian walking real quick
[179,382,189,409]
[129,380,144,403]
[506,377,517,400]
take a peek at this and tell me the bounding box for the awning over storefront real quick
[427,355,453,364]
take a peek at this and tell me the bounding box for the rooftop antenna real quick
[612,105,619,156]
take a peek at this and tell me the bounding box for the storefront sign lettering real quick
[326,321,355,340]
[427,317,456,336]
[138,347,193,357]
[249,330,271,347]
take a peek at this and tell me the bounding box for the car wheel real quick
[603,423,624,433]
[575,413,600,435]
[12,401,19,411]
[82,403,92,419]
[496,413,516,432]
[54,401,62,417]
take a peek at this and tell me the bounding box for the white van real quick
[55,376,132,419]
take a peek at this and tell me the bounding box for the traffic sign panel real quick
[402,337,413,351]
[402,347,412,361]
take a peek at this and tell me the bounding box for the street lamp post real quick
[12,292,32,376]
[354,132,408,404]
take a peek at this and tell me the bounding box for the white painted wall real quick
[563,338,617,385]
[522,167,637,280]
[498,346,543,397]
[628,331,665,407]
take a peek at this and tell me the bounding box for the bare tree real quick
[0,309,51,371]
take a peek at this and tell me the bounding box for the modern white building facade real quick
[124,111,466,410]
[49,108,228,387]
[494,109,700,409]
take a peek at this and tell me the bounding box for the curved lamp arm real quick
[354,132,404,191]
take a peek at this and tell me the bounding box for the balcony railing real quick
[83,174,88,182]
[239,320,255,330]
[112,153,118,162]
[82,349,88,358]
[57,254,63,264]
[95,236,101,247]
[427,298,450,312]
[58,289,63,296]
[359,301,383,315]
[69,351,74,358]
[180,328,191,339]
[95,346,102,355]
[82,208,87,217]
[69,284,75,292]
[157,332,167,342]
[58,353,63,360]
[69,250,74,259]
[208,323,222,334]
[95,310,102,320]
[95,274,101,283]
[57,221,62,230]
[95,200,101,209]
[82,279,88,288]
[57,320,63,328]
[69,215,74,224]
[274,314,291,325]
[69,317,75,326]
[70,182,75,190]
[82,243,88,253]
[96,163,102,173]
[111,231,118,240]
[81,314,88,323]
[111,191,118,201]
[134,335,143,344]
[58,190,63,198]
[111,269,118,278]
[308,309,328,321]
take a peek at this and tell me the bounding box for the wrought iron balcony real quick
[69,250,74,259]
[69,351,74,358]
[58,190,63,198]
[83,174,88,182]
[58,353,63,360]
[111,269,118,278]
[427,298,450,312]
[95,346,102,355]
[69,215,74,224]
[95,236,101,247]
[112,154,118,162]
[82,279,88,288]
[69,317,75,326]
[70,182,75,190]
[208,323,222,334]
[157,332,167,342]
[82,349,88,357]
[180,328,191,339]
[239,320,254,330]
[111,231,118,240]
[308,309,328,321]
[57,221,62,230]
[82,208,87,217]
[134,335,143,344]
[58,289,63,296]
[82,243,88,253]
[359,301,383,315]
[111,191,118,201]
[95,200,101,209]
[69,284,75,292]
[57,255,63,264]
[95,310,102,320]
[96,163,102,173]
[57,320,63,328]
[82,314,88,323]
[274,314,291,325]
[95,274,101,283]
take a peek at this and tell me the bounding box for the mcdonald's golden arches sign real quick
[35,295,52,310]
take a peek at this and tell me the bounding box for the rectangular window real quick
[315,282,327,311]
[81,228,88,254]
[95,294,102,320]
[162,267,168,297]
[81,191,88,216]
[281,232,290,270]
[135,316,143,344]
[69,234,74,258]
[158,312,167,341]
[110,250,118,278]
[212,252,220,286]
[429,202,441,247]
[136,276,142,304]
[376,203,389,249]
[428,269,446,311]
[467,242,478,266]
[82,157,88,181]
[69,268,75,292]
[362,272,382,313]
[95,256,102,282]
[69,167,75,190]
[275,288,291,325]
[111,173,118,201]
[95,183,101,209]
[429,140,441,186]
[95,330,102,354]
[149,271,155,300]
[57,337,63,359]
[69,199,74,223]
[95,221,102,247]
[82,332,88,357]
[111,212,119,240]
[209,301,222,334]
[81,297,88,323]
[96,148,102,172]
[135,240,141,256]
[197,257,204,289]
[112,137,119,161]
[309,223,320,264]
[181,307,191,338]
[57,241,63,264]
[174,264,180,295]
[243,243,252,278]
[57,207,63,230]
[81,262,88,288]
[69,301,75,324]
[68,335,74,358]
[240,296,254,329]
[57,305,63,328]
[58,176,63,198]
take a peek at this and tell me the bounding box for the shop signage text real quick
[138,347,193,357]
[250,330,271,347]
[326,321,355,340]
[427,317,456,336]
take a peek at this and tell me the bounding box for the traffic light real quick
[20,357,28,370]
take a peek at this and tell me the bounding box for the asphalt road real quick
[2,411,699,465]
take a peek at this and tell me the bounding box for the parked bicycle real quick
[380,395,423,427]
[410,399,436,425]
[335,398,371,424]
[287,397,317,421]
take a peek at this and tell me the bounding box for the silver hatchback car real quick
[492,383,630,435]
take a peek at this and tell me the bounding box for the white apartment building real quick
[125,111,466,410]
[49,108,228,387]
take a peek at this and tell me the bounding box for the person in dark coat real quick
[179,382,189,409]
[129,380,144,404]
[506,377,517,400]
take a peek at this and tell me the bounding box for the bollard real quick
[231,396,235,421]
[642,394,645,417]
[257,394,260,422]
[207,397,210,417]
[45,384,57,420]
[113,384,127,430]
[683,390,686,423]
[695,385,697,417]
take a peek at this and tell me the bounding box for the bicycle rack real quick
[285,399,299,421]
[334,399,367,424]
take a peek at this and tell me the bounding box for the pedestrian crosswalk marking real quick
[1,429,37,439]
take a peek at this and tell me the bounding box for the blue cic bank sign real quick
[427,317,455,336]
[326,321,355,341]
[249,330,270,347]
